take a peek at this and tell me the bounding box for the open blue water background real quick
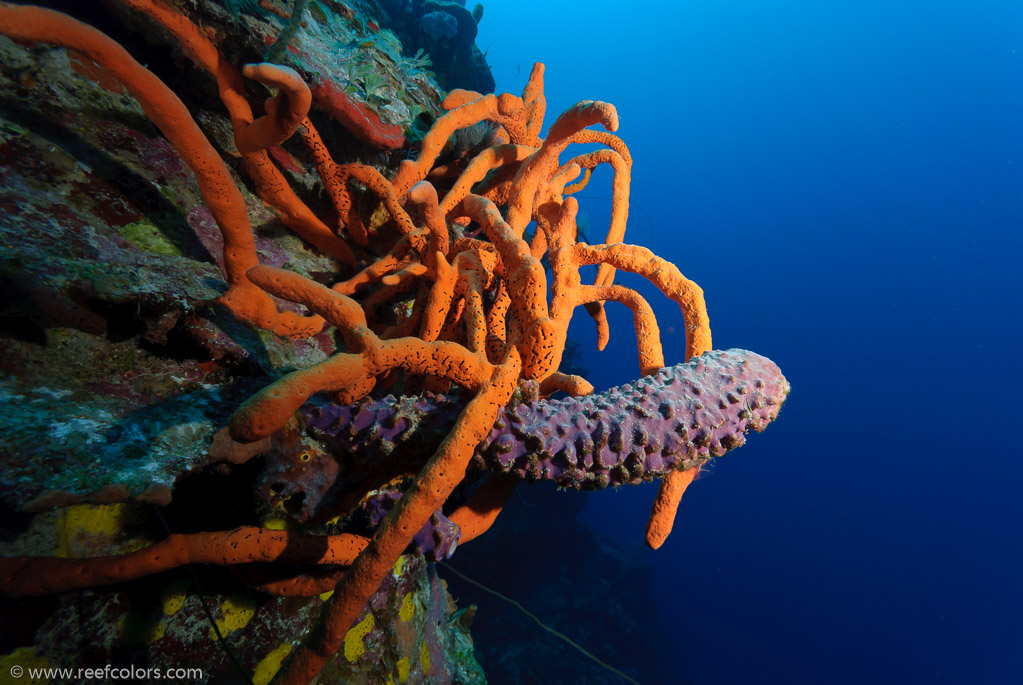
[458,2,1023,683]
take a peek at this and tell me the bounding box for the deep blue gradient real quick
[468,2,1023,683]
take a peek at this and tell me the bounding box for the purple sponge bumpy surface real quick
[298,351,785,490]
[479,348,788,488]
[301,349,789,491]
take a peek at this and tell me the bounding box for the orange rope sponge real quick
[0,4,765,683]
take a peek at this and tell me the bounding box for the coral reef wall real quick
[0,1,491,682]
[0,0,454,511]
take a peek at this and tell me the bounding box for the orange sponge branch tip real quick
[237,62,311,153]
[645,467,699,549]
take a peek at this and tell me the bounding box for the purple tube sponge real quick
[481,348,787,488]
[299,349,789,492]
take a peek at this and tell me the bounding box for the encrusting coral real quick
[0,1,788,683]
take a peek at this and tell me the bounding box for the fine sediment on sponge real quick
[301,349,789,490]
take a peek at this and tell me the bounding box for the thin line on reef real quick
[152,506,255,685]
[439,562,643,685]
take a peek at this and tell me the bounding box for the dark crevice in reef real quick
[162,457,269,535]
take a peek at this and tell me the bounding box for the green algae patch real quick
[118,220,183,256]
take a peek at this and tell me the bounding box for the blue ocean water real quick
[448,2,1023,683]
